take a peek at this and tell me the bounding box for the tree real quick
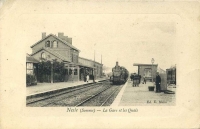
[37,60,66,83]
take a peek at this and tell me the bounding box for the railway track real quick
[27,80,123,107]
[26,82,105,107]
[76,85,122,107]
[42,84,106,107]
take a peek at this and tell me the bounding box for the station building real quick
[27,32,103,82]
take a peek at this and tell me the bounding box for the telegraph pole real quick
[101,54,102,77]
[93,44,96,82]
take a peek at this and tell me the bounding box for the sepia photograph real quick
[26,23,176,107]
[0,0,200,129]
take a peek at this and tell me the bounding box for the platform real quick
[26,77,108,96]
[112,79,176,106]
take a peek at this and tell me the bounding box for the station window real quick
[45,41,50,47]
[26,63,33,75]
[74,69,77,75]
[41,52,46,59]
[52,40,58,48]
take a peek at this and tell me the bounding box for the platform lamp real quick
[151,58,155,82]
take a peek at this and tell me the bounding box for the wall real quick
[138,65,158,82]
[31,49,63,62]
[95,63,103,78]
[32,35,71,53]
[160,73,167,91]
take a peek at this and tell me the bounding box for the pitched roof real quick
[79,57,103,65]
[30,34,80,51]
[30,48,70,62]
[78,62,96,69]
[26,54,39,63]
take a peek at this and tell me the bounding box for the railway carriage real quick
[166,66,176,85]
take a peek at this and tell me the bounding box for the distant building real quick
[29,32,103,82]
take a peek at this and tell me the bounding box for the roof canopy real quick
[26,54,39,63]
[133,63,158,66]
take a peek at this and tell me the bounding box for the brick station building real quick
[27,32,103,82]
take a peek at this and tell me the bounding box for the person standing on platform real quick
[139,75,141,84]
[92,74,95,83]
[133,73,139,87]
[156,72,161,93]
[130,74,133,81]
[143,74,146,84]
[132,74,135,86]
[84,74,86,82]
[86,74,89,83]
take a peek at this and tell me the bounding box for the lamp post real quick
[151,58,154,82]
[93,43,96,82]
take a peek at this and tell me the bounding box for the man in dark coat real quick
[139,75,141,84]
[133,73,139,87]
[155,72,161,92]
[92,74,95,83]
[130,74,133,81]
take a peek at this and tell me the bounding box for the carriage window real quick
[46,41,50,47]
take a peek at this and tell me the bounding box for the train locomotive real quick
[110,62,129,84]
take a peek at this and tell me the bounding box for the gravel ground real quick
[27,80,127,107]
[47,85,109,107]
[80,85,122,106]
[103,85,123,106]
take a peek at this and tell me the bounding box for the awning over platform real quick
[133,63,158,66]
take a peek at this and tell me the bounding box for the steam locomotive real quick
[110,62,129,84]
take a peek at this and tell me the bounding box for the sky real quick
[20,14,176,73]
[0,1,180,74]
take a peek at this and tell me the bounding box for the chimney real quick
[116,61,119,67]
[42,32,46,39]
[62,36,68,42]
[58,32,72,44]
[67,38,72,44]
[58,32,64,39]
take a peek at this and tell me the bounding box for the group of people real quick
[130,72,162,93]
[84,74,95,83]
[130,73,141,87]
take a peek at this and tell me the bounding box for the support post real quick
[77,66,80,81]
[51,61,53,83]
